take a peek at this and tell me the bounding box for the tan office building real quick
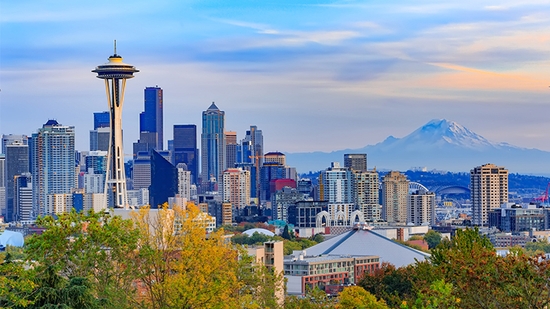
[471,163,508,226]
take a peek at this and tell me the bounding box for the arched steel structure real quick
[409,182,430,194]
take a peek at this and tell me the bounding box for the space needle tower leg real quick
[93,42,139,209]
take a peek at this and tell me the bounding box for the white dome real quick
[243,228,275,237]
[0,230,24,247]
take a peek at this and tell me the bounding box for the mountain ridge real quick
[285,119,550,174]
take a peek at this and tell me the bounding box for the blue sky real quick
[1,0,550,159]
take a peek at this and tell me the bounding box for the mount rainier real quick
[285,119,550,174]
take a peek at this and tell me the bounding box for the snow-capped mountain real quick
[286,119,549,174]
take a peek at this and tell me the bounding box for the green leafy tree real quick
[525,238,550,255]
[359,262,415,308]
[423,230,442,249]
[0,252,35,308]
[285,287,335,309]
[281,225,292,240]
[29,266,106,309]
[25,209,141,309]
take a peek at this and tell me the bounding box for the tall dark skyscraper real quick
[201,102,225,192]
[173,124,198,184]
[149,150,177,208]
[93,111,110,129]
[140,86,164,150]
[4,141,29,221]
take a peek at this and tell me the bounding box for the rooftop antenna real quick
[114,40,117,55]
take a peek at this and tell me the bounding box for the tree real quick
[401,280,460,309]
[132,204,245,309]
[423,230,442,249]
[359,262,415,308]
[281,225,292,240]
[24,209,141,309]
[0,252,35,308]
[285,287,335,309]
[337,286,388,309]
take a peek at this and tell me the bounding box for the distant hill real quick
[286,119,550,175]
[299,170,550,195]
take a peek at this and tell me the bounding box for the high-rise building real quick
[354,170,382,222]
[225,131,238,170]
[149,150,177,208]
[31,120,75,216]
[14,173,32,221]
[93,111,110,129]
[201,102,225,192]
[5,141,29,221]
[382,171,409,224]
[319,162,354,204]
[272,187,305,222]
[344,154,367,172]
[132,151,151,190]
[173,124,198,184]
[471,163,509,226]
[90,127,110,151]
[93,48,138,208]
[177,163,192,200]
[85,151,108,175]
[408,191,436,226]
[260,162,286,201]
[139,86,164,150]
[222,168,250,211]
[240,126,263,198]
[0,155,5,220]
[2,134,28,155]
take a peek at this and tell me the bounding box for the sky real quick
[1,0,550,158]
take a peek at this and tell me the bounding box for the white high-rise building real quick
[319,162,354,204]
[222,168,250,210]
[408,191,436,226]
[177,163,192,200]
[32,120,75,216]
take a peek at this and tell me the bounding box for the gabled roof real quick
[207,102,219,111]
[304,229,429,268]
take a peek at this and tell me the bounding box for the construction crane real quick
[533,182,550,207]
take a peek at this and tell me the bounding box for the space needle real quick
[92,41,139,208]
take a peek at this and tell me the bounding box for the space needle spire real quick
[92,42,139,208]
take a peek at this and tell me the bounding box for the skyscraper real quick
[173,124,198,184]
[382,171,409,224]
[344,154,367,172]
[90,112,110,151]
[149,150,177,208]
[319,162,354,204]
[32,120,75,216]
[408,191,436,226]
[201,102,225,192]
[14,173,32,221]
[222,168,250,211]
[93,47,138,208]
[225,131,238,170]
[93,111,110,129]
[138,86,164,151]
[2,134,28,154]
[354,170,382,222]
[5,140,29,221]
[471,163,509,226]
[0,155,5,220]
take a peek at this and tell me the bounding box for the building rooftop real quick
[303,229,430,267]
